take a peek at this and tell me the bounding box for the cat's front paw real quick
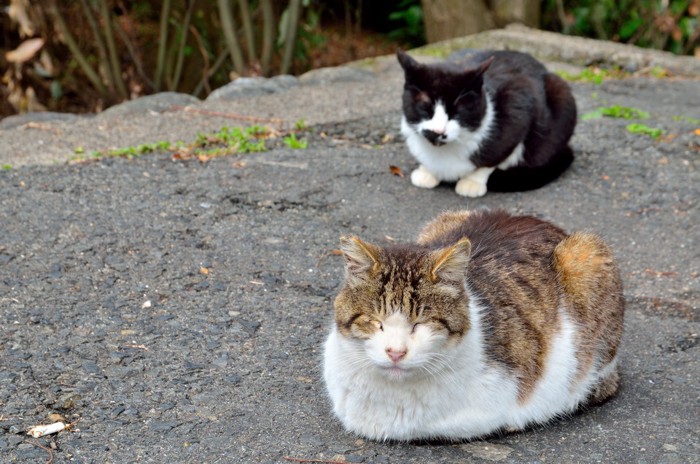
[411,166,440,189]
[455,177,487,197]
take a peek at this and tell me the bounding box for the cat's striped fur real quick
[323,209,624,441]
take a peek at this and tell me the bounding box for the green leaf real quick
[581,109,604,120]
[619,17,643,40]
[626,123,663,139]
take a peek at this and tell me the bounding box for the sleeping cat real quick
[323,209,624,441]
[397,50,577,197]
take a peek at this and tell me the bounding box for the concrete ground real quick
[0,27,698,463]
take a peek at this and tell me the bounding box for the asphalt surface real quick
[1,38,699,463]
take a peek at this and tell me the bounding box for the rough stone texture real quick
[417,24,700,76]
[98,92,201,118]
[0,29,699,463]
[298,66,376,85]
[0,111,85,131]
[206,75,299,101]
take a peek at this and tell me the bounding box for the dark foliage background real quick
[1,0,697,118]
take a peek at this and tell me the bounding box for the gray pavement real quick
[0,29,699,463]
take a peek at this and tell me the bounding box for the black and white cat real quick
[398,50,577,197]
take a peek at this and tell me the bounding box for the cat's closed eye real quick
[454,90,479,106]
[416,104,433,119]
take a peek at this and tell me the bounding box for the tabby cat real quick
[398,50,577,197]
[323,209,624,441]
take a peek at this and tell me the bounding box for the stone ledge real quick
[414,24,700,76]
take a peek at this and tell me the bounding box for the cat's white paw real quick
[455,177,488,197]
[411,166,440,189]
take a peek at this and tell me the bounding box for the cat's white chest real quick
[323,301,597,441]
[400,99,496,182]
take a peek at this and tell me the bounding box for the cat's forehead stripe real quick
[421,101,449,134]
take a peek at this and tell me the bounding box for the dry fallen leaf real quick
[27,422,66,438]
[5,38,44,63]
[199,267,209,275]
[389,165,404,177]
[644,268,678,277]
[694,128,700,136]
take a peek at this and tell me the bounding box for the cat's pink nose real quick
[386,347,407,363]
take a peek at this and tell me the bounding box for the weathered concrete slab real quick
[0,28,698,463]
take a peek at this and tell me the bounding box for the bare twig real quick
[171,0,196,91]
[282,456,347,464]
[124,344,149,350]
[155,0,172,90]
[218,0,246,75]
[78,0,112,89]
[260,0,275,75]
[189,25,213,96]
[112,13,154,92]
[24,440,53,464]
[97,0,128,98]
[554,0,569,33]
[238,0,257,65]
[47,1,107,95]
[280,0,302,75]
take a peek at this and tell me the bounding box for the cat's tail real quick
[553,232,625,365]
[487,72,577,192]
[486,146,574,192]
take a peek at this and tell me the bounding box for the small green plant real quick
[2,164,12,171]
[294,119,307,131]
[283,133,308,149]
[542,1,700,57]
[673,115,700,125]
[83,122,305,162]
[103,141,173,159]
[190,126,267,157]
[557,67,627,85]
[388,0,426,47]
[582,105,650,121]
[626,123,663,139]
[74,146,84,154]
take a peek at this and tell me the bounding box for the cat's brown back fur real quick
[417,210,624,403]
[554,232,625,401]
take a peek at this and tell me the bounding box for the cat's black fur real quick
[398,50,577,192]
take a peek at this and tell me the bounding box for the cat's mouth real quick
[379,365,411,378]
[420,129,448,146]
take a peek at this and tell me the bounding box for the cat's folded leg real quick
[411,164,440,189]
[455,167,496,197]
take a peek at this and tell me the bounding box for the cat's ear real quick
[339,236,381,283]
[464,56,494,88]
[397,49,420,73]
[429,238,471,282]
[475,56,495,76]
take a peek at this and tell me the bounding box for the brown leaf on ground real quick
[644,268,679,277]
[389,165,404,177]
